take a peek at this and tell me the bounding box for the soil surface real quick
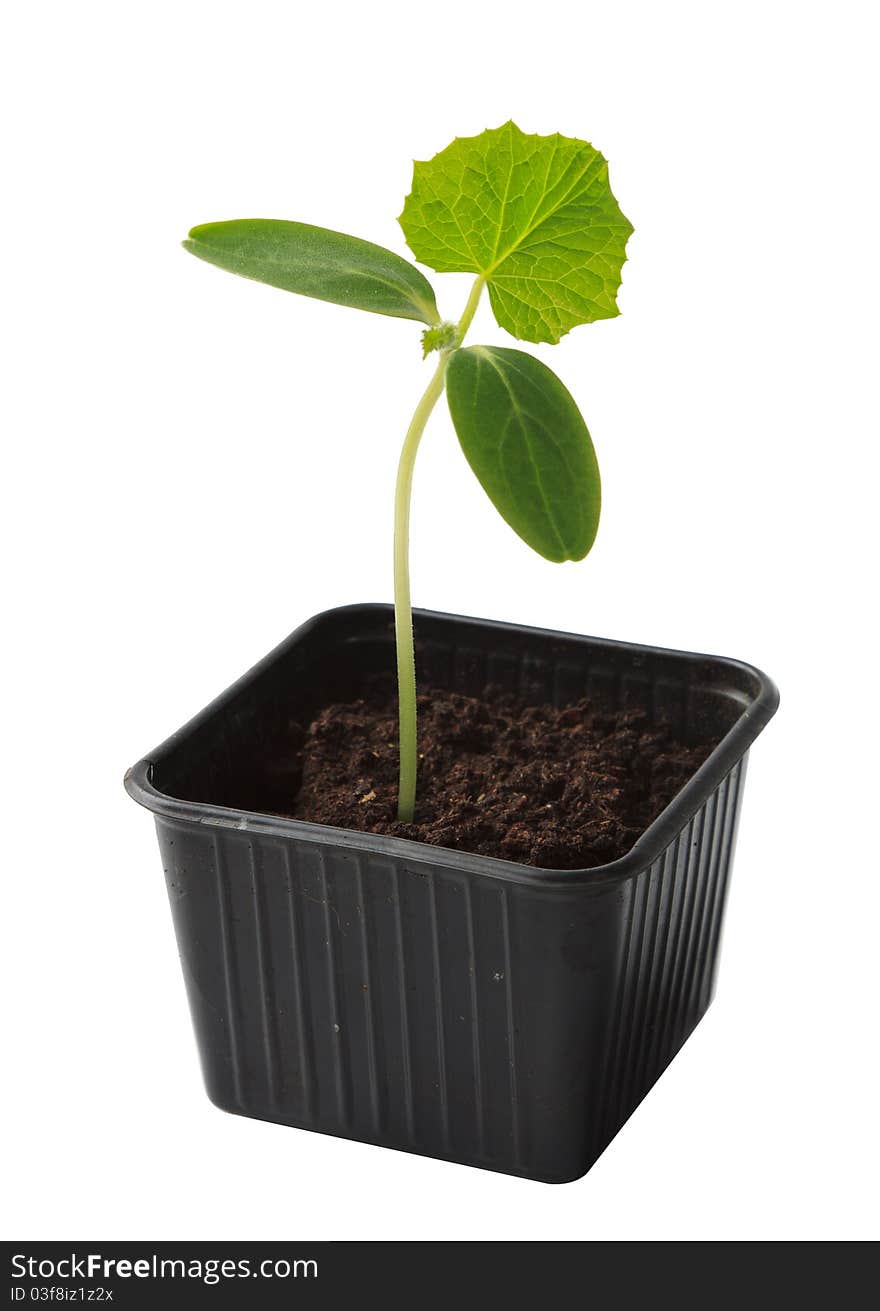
[288,679,710,869]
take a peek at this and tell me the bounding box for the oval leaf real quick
[446,346,600,562]
[400,121,633,344]
[183,219,439,325]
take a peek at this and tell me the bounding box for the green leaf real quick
[399,121,633,345]
[183,219,439,326]
[446,346,600,562]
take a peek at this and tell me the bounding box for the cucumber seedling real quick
[184,121,633,822]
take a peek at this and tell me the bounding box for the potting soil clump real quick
[289,681,709,869]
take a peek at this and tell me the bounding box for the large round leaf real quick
[400,121,633,344]
[446,345,600,562]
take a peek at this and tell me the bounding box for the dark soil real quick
[288,678,710,869]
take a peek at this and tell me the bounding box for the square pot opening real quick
[130,605,777,884]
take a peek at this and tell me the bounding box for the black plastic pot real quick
[125,605,777,1183]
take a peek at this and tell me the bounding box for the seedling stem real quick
[394,275,485,821]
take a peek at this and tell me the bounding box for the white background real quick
[2,0,877,1242]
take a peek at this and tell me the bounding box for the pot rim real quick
[124,604,779,890]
